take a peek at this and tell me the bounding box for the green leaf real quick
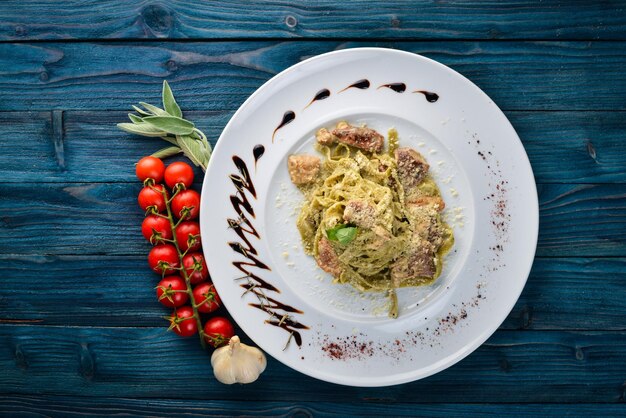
[117,122,168,137]
[143,116,195,135]
[139,102,169,116]
[128,113,143,123]
[162,81,182,118]
[177,134,209,171]
[336,227,358,245]
[132,105,152,116]
[152,146,183,159]
[326,224,358,245]
[160,135,179,146]
[326,224,343,241]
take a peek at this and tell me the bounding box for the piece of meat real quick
[330,126,384,153]
[390,244,436,281]
[408,196,445,212]
[287,154,320,185]
[316,237,342,277]
[395,147,430,191]
[343,200,376,228]
[315,128,335,145]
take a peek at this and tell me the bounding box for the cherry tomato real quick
[148,244,179,275]
[171,189,200,220]
[138,184,168,213]
[167,306,198,337]
[136,156,165,183]
[165,161,194,189]
[203,316,235,347]
[141,215,173,244]
[175,221,201,252]
[156,276,189,308]
[183,252,209,284]
[193,282,221,313]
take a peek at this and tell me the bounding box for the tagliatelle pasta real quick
[289,122,454,317]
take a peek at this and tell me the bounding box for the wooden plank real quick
[2,110,625,184]
[1,396,624,417]
[0,183,623,257]
[1,1,625,41]
[0,325,624,402]
[512,111,626,184]
[1,41,626,111]
[537,184,626,257]
[1,256,624,331]
[502,258,626,330]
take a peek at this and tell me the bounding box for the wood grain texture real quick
[0,183,623,257]
[1,325,624,402]
[1,41,626,111]
[2,110,625,184]
[1,256,624,330]
[1,1,625,41]
[538,184,626,257]
[1,396,625,418]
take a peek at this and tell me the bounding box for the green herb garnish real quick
[118,81,212,171]
[326,224,358,245]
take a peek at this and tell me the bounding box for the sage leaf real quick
[143,116,195,135]
[162,81,182,118]
[139,102,169,116]
[119,81,212,172]
[128,113,143,124]
[117,122,168,137]
[152,146,182,159]
[160,135,179,146]
[177,134,209,170]
[132,105,152,116]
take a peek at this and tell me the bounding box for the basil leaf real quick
[326,224,344,241]
[335,227,358,245]
[143,116,195,135]
[152,146,182,159]
[162,81,182,118]
[117,122,168,137]
[326,224,358,245]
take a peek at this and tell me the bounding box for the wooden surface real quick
[1,1,625,416]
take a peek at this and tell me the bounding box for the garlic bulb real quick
[211,336,267,384]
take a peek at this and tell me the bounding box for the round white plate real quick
[200,48,538,387]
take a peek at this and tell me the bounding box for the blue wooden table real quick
[1,1,625,416]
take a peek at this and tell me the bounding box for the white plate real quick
[200,48,538,387]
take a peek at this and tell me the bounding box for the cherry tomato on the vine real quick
[203,316,234,347]
[183,252,209,284]
[156,276,189,308]
[193,282,220,313]
[148,244,179,275]
[141,214,173,244]
[171,189,200,220]
[138,184,168,213]
[167,306,198,337]
[175,221,201,252]
[136,156,165,183]
[165,161,194,189]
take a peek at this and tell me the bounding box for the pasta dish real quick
[287,121,454,317]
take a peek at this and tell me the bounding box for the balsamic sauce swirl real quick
[227,151,308,347]
[272,111,295,142]
[304,88,331,109]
